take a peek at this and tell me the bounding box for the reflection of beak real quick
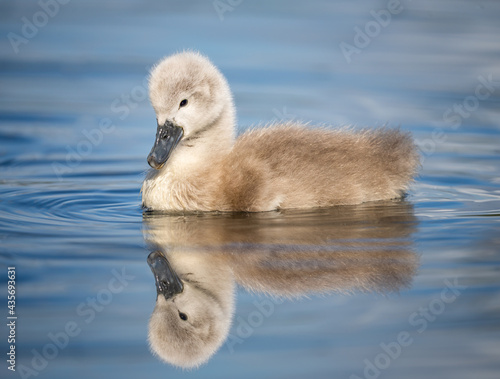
[147,120,184,169]
[147,251,184,300]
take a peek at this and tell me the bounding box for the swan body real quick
[141,52,419,212]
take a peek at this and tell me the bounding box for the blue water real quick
[1,1,499,378]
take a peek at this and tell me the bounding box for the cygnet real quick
[141,51,420,212]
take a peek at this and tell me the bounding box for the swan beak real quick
[147,120,184,169]
[147,251,184,300]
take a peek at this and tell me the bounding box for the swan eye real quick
[179,312,188,321]
[179,99,188,108]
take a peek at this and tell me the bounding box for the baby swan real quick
[141,52,420,212]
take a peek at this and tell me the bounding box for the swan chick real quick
[147,251,234,368]
[141,51,420,212]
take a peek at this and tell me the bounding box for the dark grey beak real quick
[147,251,184,300]
[147,120,184,169]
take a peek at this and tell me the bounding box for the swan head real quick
[147,51,235,170]
[147,251,234,368]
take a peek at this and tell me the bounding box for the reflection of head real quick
[143,200,419,368]
[147,251,234,368]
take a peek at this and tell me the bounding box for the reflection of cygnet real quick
[147,250,234,369]
[141,51,420,212]
[144,201,419,368]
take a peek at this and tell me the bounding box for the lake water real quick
[1,1,499,378]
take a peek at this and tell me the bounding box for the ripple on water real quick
[0,156,144,233]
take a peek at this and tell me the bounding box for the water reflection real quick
[143,200,419,368]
